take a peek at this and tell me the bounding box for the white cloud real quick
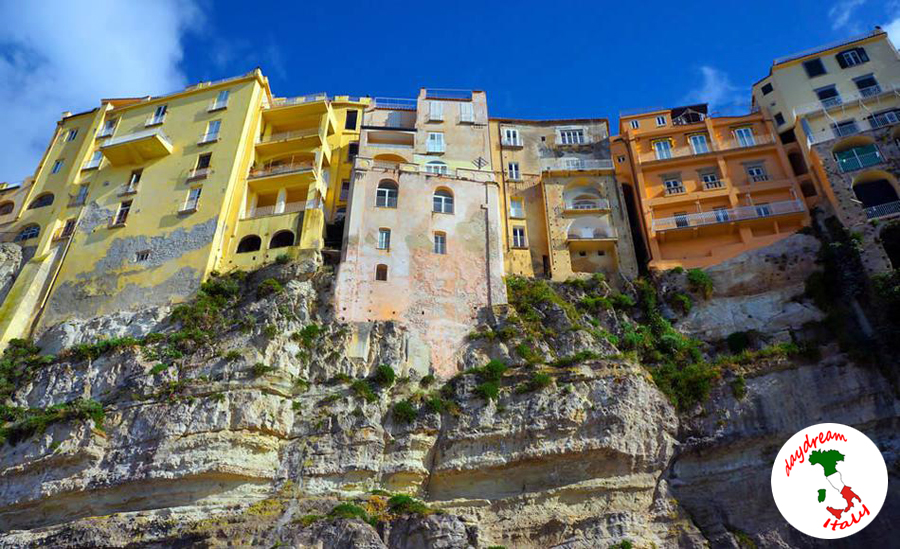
[0,0,201,182]
[829,0,867,31]
[683,66,745,113]
[885,1,900,47]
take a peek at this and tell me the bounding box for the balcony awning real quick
[100,128,173,166]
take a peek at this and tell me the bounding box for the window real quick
[14,224,40,242]
[66,129,78,142]
[193,153,212,178]
[871,110,900,128]
[689,134,709,154]
[733,127,756,147]
[428,101,443,121]
[426,132,445,153]
[512,227,526,248]
[375,264,388,281]
[746,164,768,182]
[201,120,220,143]
[340,180,351,202]
[377,228,391,250]
[60,219,76,238]
[815,85,841,107]
[653,140,672,160]
[714,207,729,223]
[98,118,117,138]
[425,161,449,175]
[270,230,294,248]
[663,178,684,195]
[114,200,132,225]
[617,155,626,163]
[837,47,868,68]
[434,232,447,254]
[125,169,142,193]
[345,110,359,130]
[237,235,261,253]
[630,120,639,130]
[503,128,521,146]
[29,193,54,209]
[509,198,525,218]
[755,203,771,217]
[135,250,151,262]
[348,142,359,161]
[802,58,827,78]
[433,189,454,213]
[375,180,398,208]
[0,202,13,215]
[559,129,585,144]
[774,112,786,126]
[183,187,202,211]
[459,102,474,123]
[674,212,689,228]
[83,150,102,170]
[656,115,666,127]
[148,104,167,125]
[854,74,881,97]
[74,184,89,205]
[761,83,774,95]
[211,89,229,110]
[507,162,520,180]
[832,119,860,137]
[51,160,64,174]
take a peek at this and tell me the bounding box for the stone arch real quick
[269,230,295,249]
[236,235,262,253]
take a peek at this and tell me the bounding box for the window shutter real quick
[857,47,869,63]
[836,52,848,69]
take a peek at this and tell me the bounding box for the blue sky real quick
[1,0,899,180]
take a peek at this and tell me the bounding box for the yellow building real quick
[488,118,638,281]
[0,70,364,345]
[613,104,809,270]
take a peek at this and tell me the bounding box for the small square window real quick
[656,115,666,127]
[66,129,78,141]
[135,250,151,262]
[51,159,64,174]
[774,112,785,126]
[803,58,827,78]
[630,120,639,130]
[579,251,587,257]
[761,83,774,95]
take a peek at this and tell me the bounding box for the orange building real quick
[612,104,810,270]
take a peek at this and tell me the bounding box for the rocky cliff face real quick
[0,238,898,548]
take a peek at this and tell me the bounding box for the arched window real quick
[425,161,449,175]
[433,189,454,214]
[375,264,388,281]
[376,180,398,208]
[269,230,294,249]
[236,235,261,253]
[14,224,40,242]
[28,193,54,209]
[0,202,14,215]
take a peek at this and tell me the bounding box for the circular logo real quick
[771,423,888,539]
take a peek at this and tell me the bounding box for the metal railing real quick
[717,133,775,151]
[837,149,883,172]
[703,180,725,190]
[750,174,770,183]
[651,199,804,231]
[541,158,614,172]
[248,161,314,179]
[774,29,882,64]
[501,137,523,147]
[425,89,472,100]
[243,201,305,219]
[257,127,319,144]
[567,227,618,240]
[271,93,327,107]
[373,97,417,111]
[102,127,171,149]
[665,186,686,196]
[859,85,883,98]
[808,114,899,144]
[565,198,610,211]
[794,81,900,117]
[865,200,900,219]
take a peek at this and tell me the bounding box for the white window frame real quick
[507,161,521,180]
[434,232,447,254]
[83,150,102,170]
[664,178,684,194]
[503,128,521,146]
[201,120,220,143]
[377,228,391,250]
[433,190,454,213]
[147,104,167,126]
[210,89,229,111]
[427,132,445,153]
[512,227,526,248]
[701,172,721,189]
[653,140,672,160]
[656,115,667,127]
[559,129,585,145]
[733,127,756,147]
[74,184,89,204]
[746,164,768,182]
[183,187,202,211]
[689,134,709,154]
[375,184,398,208]
[630,120,639,130]
[428,101,444,122]
[458,102,474,123]
[842,50,862,67]
[114,200,132,225]
[425,161,449,175]
[509,198,525,218]
[98,118,117,138]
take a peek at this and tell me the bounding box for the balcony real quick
[271,93,327,108]
[255,127,321,156]
[541,158,613,172]
[794,81,900,118]
[651,199,804,231]
[424,89,472,100]
[808,113,899,144]
[119,182,139,196]
[837,149,883,173]
[501,137,523,147]
[665,186,687,196]
[243,201,306,220]
[567,227,618,241]
[373,97,417,111]
[703,179,725,190]
[100,128,173,166]
[248,161,314,181]
[749,174,770,183]
[564,198,610,212]
[187,167,212,181]
[865,200,900,219]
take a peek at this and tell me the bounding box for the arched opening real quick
[28,193,54,209]
[373,154,407,163]
[376,179,398,208]
[236,235,261,253]
[269,230,294,249]
[14,224,40,242]
[563,181,604,210]
[566,216,615,240]
[0,201,14,215]
[433,188,453,213]
[375,264,388,281]
[853,170,900,218]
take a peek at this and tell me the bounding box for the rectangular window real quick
[459,102,474,123]
[183,187,201,211]
[66,129,78,141]
[509,198,525,218]
[345,110,358,130]
[348,142,359,160]
[815,85,841,107]
[196,152,212,170]
[426,132,445,153]
[761,83,774,95]
[714,207,729,223]
[340,180,350,201]
[83,150,102,170]
[377,228,391,250]
[512,227,526,248]
[98,118,117,138]
[755,203,772,217]
[60,219,76,238]
[51,159,64,174]
[114,200,132,225]
[147,104,167,125]
[124,169,142,193]
[210,89,229,111]
[559,129,585,144]
[803,58,827,78]
[201,120,220,143]
[74,184,89,205]
[653,140,672,160]
[503,128,521,146]
[733,127,756,147]
[774,112,786,126]
[630,120,639,130]
[701,172,722,189]
[871,110,900,128]
[689,134,709,154]
[832,119,860,137]
[507,162,520,180]
[674,212,689,228]
[746,164,768,182]
[664,178,684,195]
[425,162,449,175]
[428,101,444,121]
[434,232,446,254]
[854,74,881,97]
[135,250,151,262]
[837,48,868,68]
[656,115,666,127]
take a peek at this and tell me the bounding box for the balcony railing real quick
[103,127,171,149]
[865,200,900,219]
[271,93,327,108]
[794,81,900,117]
[717,134,775,151]
[248,161,314,179]
[651,199,805,231]
[565,198,610,211]
[837,150,883,173]
[425,89,472,100]
[665,186,686,196]
[541,158,613,172]
[703,179,725,190]
[257,127,319,144]
[567,227,618,240]
[119,183,139,196]
[373,97,417,111]
[750,174,770,183]
[243,201,305,219]
[808,114,900,144]
[501,137,523,147]
[859,85,883,98]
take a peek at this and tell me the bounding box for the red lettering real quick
[784,430,847,478]
[823,518,831,529]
